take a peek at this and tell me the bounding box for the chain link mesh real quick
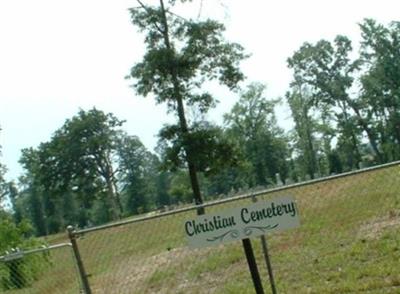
[70,162,400,293]
[0,244,81,294]
[2,163,399,293]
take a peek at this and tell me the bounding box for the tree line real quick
[0,3,399,239]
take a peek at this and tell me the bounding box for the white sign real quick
[185,196,300,248]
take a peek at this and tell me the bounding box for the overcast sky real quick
[0,0,398,180]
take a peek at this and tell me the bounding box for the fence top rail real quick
[0,243,72,261]
[74,160,400,235]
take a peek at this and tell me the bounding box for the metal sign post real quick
[260,235,277,294]
[252,196,277,294]
[242,238,265,294]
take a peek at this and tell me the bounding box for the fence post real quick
[67,226,92,294]
[252,195,277,294]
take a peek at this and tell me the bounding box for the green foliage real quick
[17,173,48,236]
[287,19,400,173]
[155,171,172,207]
[224,83,289,187]
[5,15,400,250]
[285,85,337,178]
[0,212,48,290]
[117,135,159,215]
[167,170,193,203]
[0,213,33,253]
[128,7,247,108]
[288,35,365,170]
[18,108,162,233]
[127,0,247,210]
[158,122,241,176]
[224,83,279,140]
[18,108,125,232]
[286,87,318,178]
[359,19,400,161]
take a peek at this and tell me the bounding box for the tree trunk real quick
[104,165,122,220]
[159,0,204,215]
[347,99,384,163]
[303,106,317,179]
[340,101,361,169]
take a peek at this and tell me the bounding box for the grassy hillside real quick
[3,164,400,293]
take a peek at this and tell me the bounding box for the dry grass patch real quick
[358,210,400,240]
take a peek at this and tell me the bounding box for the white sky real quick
[0,0,398,180]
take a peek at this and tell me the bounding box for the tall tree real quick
[359,19,400,161]
[20,109,124,228]
[19,148,53,235]
[56,109,125,220]
[224,83,289,186]
[8,182,23,224]
[288,35,384,168]
[117,134,158,215]
[286,86,319,178]
[286,84,338,177]
[18,109,163,232]
[127,0,246,214]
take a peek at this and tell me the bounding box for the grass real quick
[2,164,400,293]
[1,246,81,294]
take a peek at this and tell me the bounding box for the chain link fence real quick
[2,161,399,293]
[0,243,82,294]
[67,161,400,293]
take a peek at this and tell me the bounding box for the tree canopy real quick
[224,83,289,186]
[3,17,400,237]
[17,109,163,234]
[127,0,247,213]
